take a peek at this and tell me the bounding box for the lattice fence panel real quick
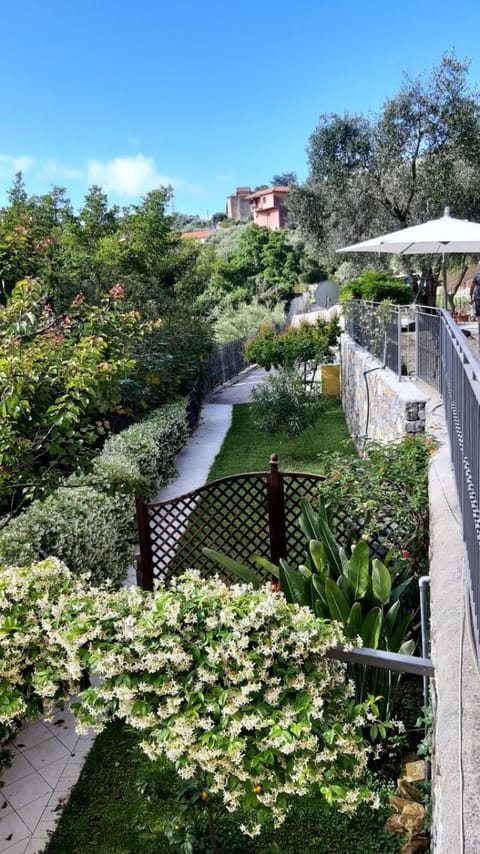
[139,469,403,589]
[146,473,271,585]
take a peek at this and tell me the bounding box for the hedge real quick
[0,400,189,586]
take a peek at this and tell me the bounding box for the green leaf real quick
[279,559,307,605]
[360,608,382,648]
[389,612,413,652]
[252,555,279,578]
[384,599,400,640]
[398,638,415,657]
[201,548,261,588]
[371,559,391,605]
[325,577,350,623]
[309,539,326,573]
[344,540,369,599]
[347,602,363,639]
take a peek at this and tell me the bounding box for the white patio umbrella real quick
[337,207,480,308]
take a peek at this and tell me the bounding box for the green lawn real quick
[207,399,355,481]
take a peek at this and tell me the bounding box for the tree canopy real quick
[288,52,480,302]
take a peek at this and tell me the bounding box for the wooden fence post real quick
[267,454,287,566]
[135,496,154,591]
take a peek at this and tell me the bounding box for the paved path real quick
[0,366,267,854]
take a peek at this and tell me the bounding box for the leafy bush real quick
[213,298,285,344]
[340,271,411,305]
[252,369,325,435]
[88,401,189,495]
[0,279,142,511]
[0,402,189,583]
[245,317,339,376]
[316,437,431,577]
[70,571,378,835]
[0,558,88,734]
[0,486,132,586]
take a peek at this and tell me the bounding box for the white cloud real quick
[0,154,35,178]
[86,154,174,196]
[41,159,84,181]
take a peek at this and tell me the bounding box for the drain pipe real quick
[362,363,386,440]
[419,575,431,779]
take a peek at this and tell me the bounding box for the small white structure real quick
[311,280,339,308]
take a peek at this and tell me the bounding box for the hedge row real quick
[0,401,189,586]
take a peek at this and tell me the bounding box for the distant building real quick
[180,229,211,244]
[226,187,252,221]
[247,186,289,230]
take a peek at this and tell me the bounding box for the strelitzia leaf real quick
[372,559,391,605]
[202,548,261,588]
[347,602,363,639]
[279,559,307,605]
[360,608,382,648]
[325,577,350,623]
[344,540,369,599]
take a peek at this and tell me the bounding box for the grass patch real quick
[45,723,401,854]
[208,398,355,481]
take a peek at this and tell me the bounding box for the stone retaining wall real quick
[341,334,428,443]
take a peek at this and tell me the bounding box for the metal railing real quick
[344,301,417,380]
[187,337,248,429]
[346,300,480,665]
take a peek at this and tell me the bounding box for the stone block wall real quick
[341,335,429,443]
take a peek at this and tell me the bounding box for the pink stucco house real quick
[247,186,289,230]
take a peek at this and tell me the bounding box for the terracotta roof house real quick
[180,229,211,243]
[247,186,289,230]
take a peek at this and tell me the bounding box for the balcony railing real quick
[344,300,480,666]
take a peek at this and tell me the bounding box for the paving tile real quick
[1,841,28,854]
[0,812,30,852]
[27,816,56,840]
[0,753,35,787]
[0,799,14,819]
[21,739,70,772]
[37,758,68,789]
[2,772,52,811]
[12,725,51,754]
[16,794,51,833]
[43,791,68,822]
[23,840,46,854]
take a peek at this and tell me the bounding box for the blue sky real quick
[1,0,480,217]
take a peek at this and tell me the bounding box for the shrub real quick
[88,401,189,495]
[0,401,189,584]
[71,571,378,835]
[214,298,285,344]
[245,317,339,376]
[316,437,431,577]
[0,486,132,586]
[0,558,85,734]
[252,368,324,435]
[340,271,411,305]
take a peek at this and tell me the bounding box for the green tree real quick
[289,52,480,303]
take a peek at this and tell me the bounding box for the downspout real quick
[361,325,388,439]
[419,575,431,779]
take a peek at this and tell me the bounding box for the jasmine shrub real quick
[0,560,379,835]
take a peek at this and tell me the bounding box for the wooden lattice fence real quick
[135,455,393,591]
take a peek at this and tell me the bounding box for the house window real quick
[262,196,267,204]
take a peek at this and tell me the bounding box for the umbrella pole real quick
[442,252,448,310]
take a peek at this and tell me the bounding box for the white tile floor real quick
[0,711,96,853]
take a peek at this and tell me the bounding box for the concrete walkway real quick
[0,366,267,854]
